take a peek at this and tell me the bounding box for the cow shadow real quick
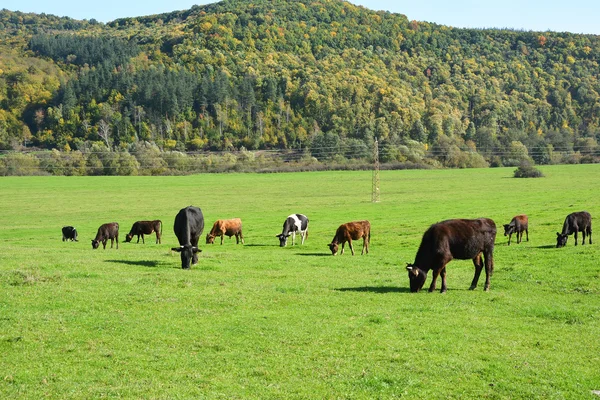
[105,260,160,268]
[243,244,274,247]
[297,253,331,257]
[335,286,410,294]
[535,245,556,249]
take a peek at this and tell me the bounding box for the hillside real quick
[1,0,600,170]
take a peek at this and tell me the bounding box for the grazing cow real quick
[406,218,496,293]
[91,222,119,250]
[171,206,204,269]
[206,218,244,245]
[276,214,309,247]
[62,226,78,242]
[503,214,529,245]
[556,211,592,248]
[125,220,162,244]
[328,220,370,256]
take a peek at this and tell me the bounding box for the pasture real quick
[1,165,599,399]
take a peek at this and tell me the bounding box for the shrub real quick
[514,161,544,178]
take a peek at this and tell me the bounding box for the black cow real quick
[62,226,78,242]
[406,218,496,293]
[556,211,592,248]
[503,214,529,245]
[171,206,204,269]
[276,214,309,247]
[91,222,119,250]
[125,220,162,244]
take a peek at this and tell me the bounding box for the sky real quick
[2,0,599,35]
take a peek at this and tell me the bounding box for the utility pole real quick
[372,138,380,203]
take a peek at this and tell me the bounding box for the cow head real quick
[328,242,339,255]
[206,234,215,244]
[503,224,515,236]
[276,233,290,247]
[556,232,568,248]
[91,239,100,249]
[124,234,133,243]
[406,264,427,292]
[171,245,201,269]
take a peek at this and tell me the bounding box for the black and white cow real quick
[171,206,205,269]
[276,214,309,247]
[62,226,78,242]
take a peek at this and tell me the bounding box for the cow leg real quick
[156,232,160,244]
[483,251,494,291]
[348,240,355,256]
[361,236,368,255]
[102,239,107,249]
[136,235,140,244]
[526,229,529,242]
[507,233,512,246]
[440,267,448,293]
[340,242,345,255]
[582,230,586,245]
[428,268,441,292]
[574,230,579,246]
[292,231,296,246]
[301,230,306,245]
[589,227,592,244]
[469,253,484,290]
[142,234,145,244]
[240,231,244,245]
[517,231,522,244]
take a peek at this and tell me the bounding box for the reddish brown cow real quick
[328,220,370,256]
[406,218,496,293]
[125,220,162,244]
[503,214,529,245]
[92,222,119,250]
[206,218,244,245]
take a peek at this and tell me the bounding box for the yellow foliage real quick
[566,55,575,64]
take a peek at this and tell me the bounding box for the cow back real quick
[416,218,496,268]
[174,206,204,245]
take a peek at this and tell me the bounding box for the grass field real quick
[1,165,599,399]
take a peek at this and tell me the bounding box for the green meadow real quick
[1,165,599,399]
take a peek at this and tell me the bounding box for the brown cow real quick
[328,220,370,256]
[206,218,244,245]
[91,222,119,250]
[406,218,496,293]
[125,220,162,244]
[503,214,528,245]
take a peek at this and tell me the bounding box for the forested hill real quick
[1,0,600,168]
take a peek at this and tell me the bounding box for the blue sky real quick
[2,0,599,35]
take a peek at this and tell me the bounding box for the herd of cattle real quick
[61,207,592,293]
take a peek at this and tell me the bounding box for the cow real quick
[171,206,204,269]
[406,218,496,293]
[206,218,244,245]
[91,222,119,250]
[125,220,162,244]
[276,214,309,247]
[556,211,592,248]
[503,214,529,245]
[62,226,78,242]
[328,220,370,256]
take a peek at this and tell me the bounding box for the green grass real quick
[1,165,600,399]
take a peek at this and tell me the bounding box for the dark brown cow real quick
[91,222,119,250]
[406,218,496,293]
[503,214,529,245]
[328,220,370,256]
[125,220,162,244]
[556,211,592,248]
[206,218,244,245]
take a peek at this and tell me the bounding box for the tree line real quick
[1,0,600,173]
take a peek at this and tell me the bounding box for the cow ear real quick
[406,264,413,271]
[556,232,560,236]
[503,224,509,229]
[171,247,182,252]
